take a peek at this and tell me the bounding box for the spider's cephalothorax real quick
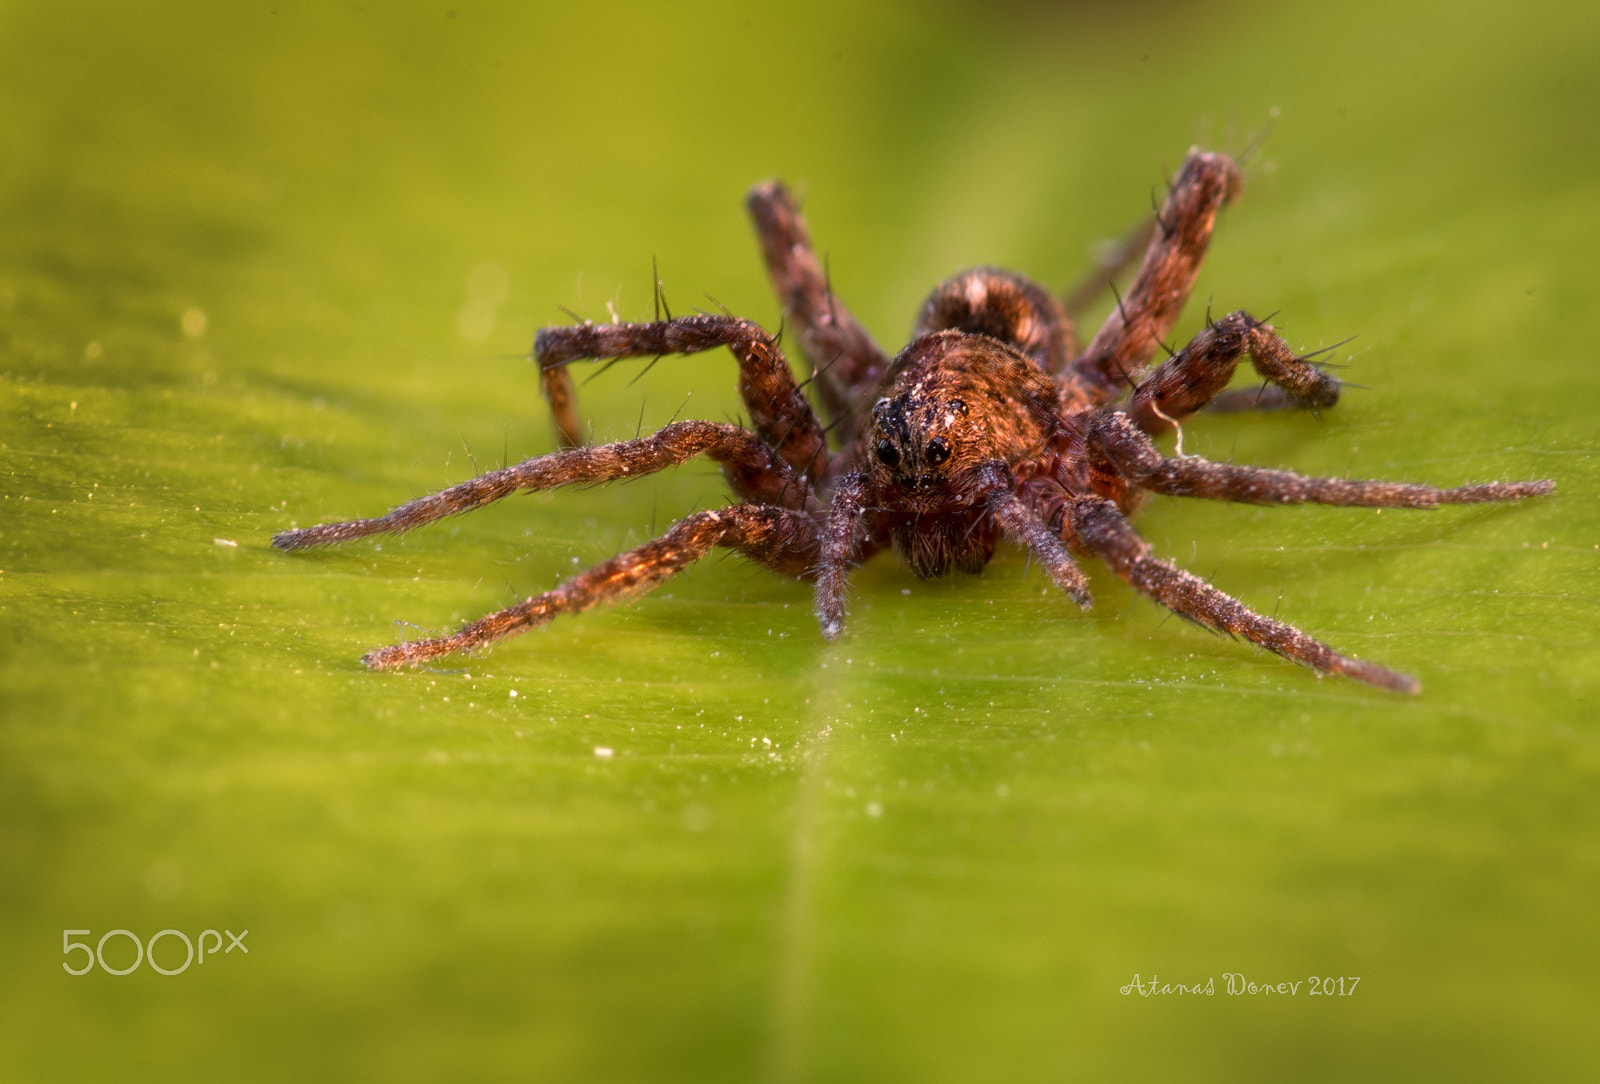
[274,149,1553,692]
[864,331,1061,578]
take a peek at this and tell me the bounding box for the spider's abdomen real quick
[913,268,1077,372]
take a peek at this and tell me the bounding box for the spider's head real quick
[868,331,1060,497]
[868,394,968,492]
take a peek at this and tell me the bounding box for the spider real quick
[273,148,1553,692]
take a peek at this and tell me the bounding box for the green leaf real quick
[3,0,1597,1080]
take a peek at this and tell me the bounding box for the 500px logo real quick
[61,929,248,976]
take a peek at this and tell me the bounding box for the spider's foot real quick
[272,527,315,550]
[363,637,461,670]
[273,519,385,550]
[1061,579,1094,612]
[1335,657,1421,695]
[1039,556,1093,611]
[1441,478,1555,502]
[363,645,414,670]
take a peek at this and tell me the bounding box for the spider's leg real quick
[272,421,808,550]
[1070,149,1243,403]
[1089,411,1556,508]
[536,313,828,483]
[363,504,821,669]
[814,472,868,639]
[987,486,1093,609]
[540,365,583,449]
[1060,216,1157,319]
[1202,383,1331,416]
[747,181,890,438]
[1066,496,1419,693]
[914,268,1078,374]
[960,460,1092,606]
[1122,312,1340,438]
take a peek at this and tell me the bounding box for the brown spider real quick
[274,148,1553,692]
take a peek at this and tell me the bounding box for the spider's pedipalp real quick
[1066,496,1421,694]
[363,503,822,669]
[272,420,808,551]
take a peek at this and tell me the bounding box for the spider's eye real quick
[875,439,901,468]
[924,438,951,467]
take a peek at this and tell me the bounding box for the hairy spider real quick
[274,148,1553,692]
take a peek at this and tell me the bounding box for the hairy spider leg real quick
[271,421,809,550]
[362,504,822,669]
[987,481,1094,608]
[1089,411,1557,507]
[1122,311,1341,438]
[540,365,583,449]
[1066,496,1422,693]
[913,268,1079,374]
[1202,384,1333,415]
[746,181,890,440]
[536,313,829,484]
[1071,149,1243,402]
[1060,216,1158,318]
[814,473,868,639]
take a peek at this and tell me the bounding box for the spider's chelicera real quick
[274,149,1553,692]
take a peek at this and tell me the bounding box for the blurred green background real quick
[2,0,1598,1080]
